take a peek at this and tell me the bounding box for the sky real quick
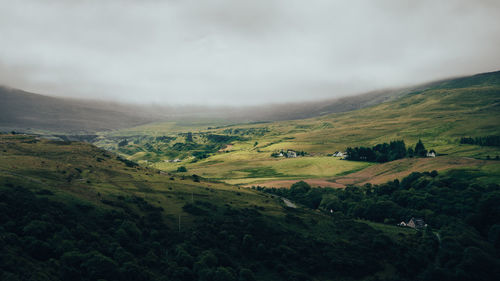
[1,0,499,106]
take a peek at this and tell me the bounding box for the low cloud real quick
[0,0,499,105]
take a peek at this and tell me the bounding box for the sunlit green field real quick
[98,73,500,186]
[153,151,372,185]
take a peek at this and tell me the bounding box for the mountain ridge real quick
[2,70,499,134]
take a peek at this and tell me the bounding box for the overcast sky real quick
[1,0,499,105]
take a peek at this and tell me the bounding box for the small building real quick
[287,150,297,158]
[407,217,426,230]
[426,150,436,158]
[333,151,346,158]
[173,158,181,163]
[398,217,427,230]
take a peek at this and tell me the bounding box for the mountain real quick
[0,86,164,133]
[1,70,499,280]
[102,70,500,187]
[0,75,458,134]
[2,70,498,135]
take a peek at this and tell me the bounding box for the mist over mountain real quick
[1,0,499,105]
[0,87,160,133]
[3,71,498,134]
[0,74,457,134]
[1,2,500,281]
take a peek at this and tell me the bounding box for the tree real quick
[239,268,256,281]
[488,224,500,249]
[177,166,187,172]
[414,139,427,157]
[192,174,200,182]
[118,139,128,147]
[290,181,311,196]
[319,194,342,212]
[81,251,119,281]
[407,147,415,158]
[214,267,236,281]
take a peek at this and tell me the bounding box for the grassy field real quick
[0,134,287,226]
[95,71,500,187]
[0,134,386,234]
[5,133,441,280]
[356,219,417,240]
[332,156,500,187]
[153,150,372,186]
[1,133,420,252]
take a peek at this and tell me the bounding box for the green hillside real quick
[0,134,414,280]
[2,69,500,280]
[2,133,500,280]
[100,71,500,186]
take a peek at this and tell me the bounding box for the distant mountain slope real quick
[2,70,498,133]
[0,83,425,132]
[434,70,500,89]
[0,87,160,133]
[197,81,444,122]
[145,70,499,185]
[268,70,500,156]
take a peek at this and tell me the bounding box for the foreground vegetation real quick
[2,70,499,280]
[257,170,500,280]
[3,134,499,280]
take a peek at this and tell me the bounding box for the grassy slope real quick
[0,86,160,134]
[101,120,234,137]
[0,135,281,225]
[150,73,500,184]
[100,71,500,186]
[0,134,377,237]
[4,133,439,281]
[332,156,500,186]
[5,134,427,280]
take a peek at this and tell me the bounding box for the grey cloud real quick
[0,0,499,105]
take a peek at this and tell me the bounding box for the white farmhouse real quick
[333,151,346,158]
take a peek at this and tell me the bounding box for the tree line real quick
[460,135,500,147]
[256,170,500,280]
[346,139,432,162]
[0,182,410,281]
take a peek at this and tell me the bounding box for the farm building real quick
[333,151,346,158]
[399,217,427,230]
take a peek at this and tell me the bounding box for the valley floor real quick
[249,156,500,188]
